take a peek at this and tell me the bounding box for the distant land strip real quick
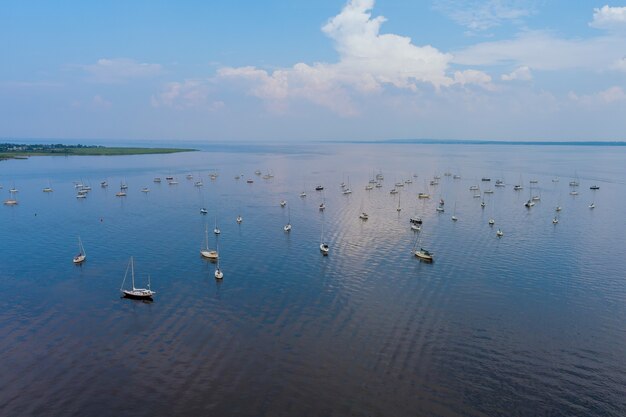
[331,139,626,146]
[0,143,197,160]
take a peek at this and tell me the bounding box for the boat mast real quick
[130,257,136,290]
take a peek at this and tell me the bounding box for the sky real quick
[1,0,626,142]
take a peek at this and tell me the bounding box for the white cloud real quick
[598,86,626,103]
[453,69,494,89]
[151,79,223,111]
[320,0,454,89]
[568,86,626,105]
[611,57,626,71]
[433,0,534,31]
[453,30,626,71]
[590,5,626,30]
[217,0,497,116]
[82,58,162,83]
[92,95,111,109]
[501,66,532,81]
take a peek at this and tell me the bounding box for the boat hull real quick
[414,251,433,262]
[201,250,218,260]
[122,289,155,300]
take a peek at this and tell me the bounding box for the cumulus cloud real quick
[590,5,626,30]
[217,0,496,116]
[568,86,626,105]
[82,58,162,83]
[433,0,534,31]
[320,0,454,89]
[151,79,223,111]
[501,66,532,81]
[453,69,494,89]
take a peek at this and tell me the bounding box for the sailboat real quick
[524,182,535,208]
[4,188,18,205]
[72,237,86,264]
[43,180,53,193]
[236,215,243,224]
[397,193,402,212]
[115,183,127,197]
[451,202,458,221]
[552,216,559,224]
[284,206,292,232]
[413,234,433,262]
[213,215,221,235]
[120,257,155,300]
[214,240,224,279]
[319,215,329,255]
[359,199,369,220]
[496,229,504,237]
[342,176,352,194]
[410,206,422,230]
[200,225,219,260]
[319,194,326,211]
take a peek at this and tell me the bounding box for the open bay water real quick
[1,143,625,416]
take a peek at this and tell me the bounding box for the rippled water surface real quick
[1,143,625,416]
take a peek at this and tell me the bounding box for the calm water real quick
[1,143,625,416]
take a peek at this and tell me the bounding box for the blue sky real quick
[1,0,625,142]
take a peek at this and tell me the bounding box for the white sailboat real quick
[319,194,326,211]
[236,215,243,224]
[320,215,329,255]
[200,225,218,260]
[43,180,53,193]
[342,176,352,194]
[115,183,126,197]
[284,206,292,232]
[120,257,155,300]
[451,202,458,221]
[214,240,224,279]
[4,188,18,205]
[213,215,221,235]
[72,237,86,264]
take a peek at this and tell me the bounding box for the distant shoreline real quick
[327,139,626,146]
[0,143,197,160]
